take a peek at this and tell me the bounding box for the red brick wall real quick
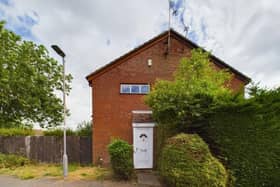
[132,113,153,123]
[90,36,245,165]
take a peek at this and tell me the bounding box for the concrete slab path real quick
[0,175,139,187]
[0,170,163,187]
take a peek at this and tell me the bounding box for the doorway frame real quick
[132,122,155,169]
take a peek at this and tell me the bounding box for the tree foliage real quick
[145,48,234,129]
[0,21,72,128]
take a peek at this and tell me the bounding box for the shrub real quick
[107,139,133,180]
[76,121,92,137]
[159,133,228,187]
[0,128,34,136]
[43,128,76,136]
[0,153,30,168]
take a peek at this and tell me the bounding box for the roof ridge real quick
[86,29,251,83]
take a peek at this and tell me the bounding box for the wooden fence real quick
[0,136,92,165]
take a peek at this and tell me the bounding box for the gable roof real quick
[86,29,251,84]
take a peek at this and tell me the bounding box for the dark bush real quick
[159,133,228,187]
[0,153,30,168]
[107,139,133,180]
[197,109,280,186]
[194,87,280,186]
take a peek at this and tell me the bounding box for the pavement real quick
[0,175,136,187]
[0,171,162,187]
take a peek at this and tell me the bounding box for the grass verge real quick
[0,164,111,180]
[0,154,111,180]
[0,159,112,180]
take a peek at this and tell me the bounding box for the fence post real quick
[25,136,31,159]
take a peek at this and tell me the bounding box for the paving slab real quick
[136,170,161,187]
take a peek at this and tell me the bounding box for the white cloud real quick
[0,0,279,128]
[174,0,280,88]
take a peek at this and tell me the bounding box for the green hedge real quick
[195,90,280,186]
[0,128,34,136]
[76,121,92,137]
[43,128,76,136]
[159,133,228,187]
[43,121,92,137]
[107,139,133,180]
[0,153,30,168]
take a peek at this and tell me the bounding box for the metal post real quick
[51,45,68,177]
[168,0,171,53]
[62,56,68,177]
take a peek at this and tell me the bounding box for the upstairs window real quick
[120,84,150,94]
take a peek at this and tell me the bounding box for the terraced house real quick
[86,29,250,168]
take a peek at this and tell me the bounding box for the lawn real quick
[0,163,111,180]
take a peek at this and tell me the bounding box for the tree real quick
[0,21,72,128]
[145,48,233,130]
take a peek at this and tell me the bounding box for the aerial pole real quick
[168,0,189,43]
[167,0,171,55]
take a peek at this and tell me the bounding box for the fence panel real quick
[0,136,92,164]
[0,136,26,156]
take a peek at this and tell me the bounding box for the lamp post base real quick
[63,154,68,177]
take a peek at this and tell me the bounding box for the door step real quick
[136,170,161,187]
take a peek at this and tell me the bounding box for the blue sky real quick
[0,0,279,128]
[0,0,10,6]
[0,1,38,40]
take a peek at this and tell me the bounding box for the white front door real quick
[133,123,154,169]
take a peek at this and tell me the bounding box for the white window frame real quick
[120,84,150,94]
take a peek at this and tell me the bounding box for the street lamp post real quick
[51,45,68,177]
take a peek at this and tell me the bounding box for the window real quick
[131,85,140,93]
[141,85,149,93]
[120,84,150,94]
[121,84,130,93]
